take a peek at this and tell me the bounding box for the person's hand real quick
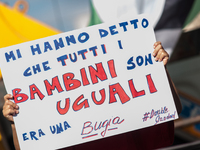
[2,94,19,123]
[152,41,169,66]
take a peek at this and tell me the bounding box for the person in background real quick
[2,41,182,150]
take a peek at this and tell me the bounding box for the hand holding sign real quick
[2,94,18,123]
[153,41,169,65]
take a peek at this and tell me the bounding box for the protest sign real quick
[0,14,178,150]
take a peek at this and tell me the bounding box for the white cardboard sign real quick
[0,14,178,150]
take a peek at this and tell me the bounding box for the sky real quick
[1,0,91,32]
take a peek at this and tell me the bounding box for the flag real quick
[89,0,195,56]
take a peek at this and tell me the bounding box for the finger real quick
[2,103,19,123]
[4,99,19,110]
[163,57,169,66]
[153,41,161,48]
[3,103,19,115]
[153,43,162,57]
[2,106,18,122]
[4,94,13,102]
[3,107,16,116]
[155,49,167,62]
[158,50,169,62]
[153,41,161,50]
[4,94,19,109]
